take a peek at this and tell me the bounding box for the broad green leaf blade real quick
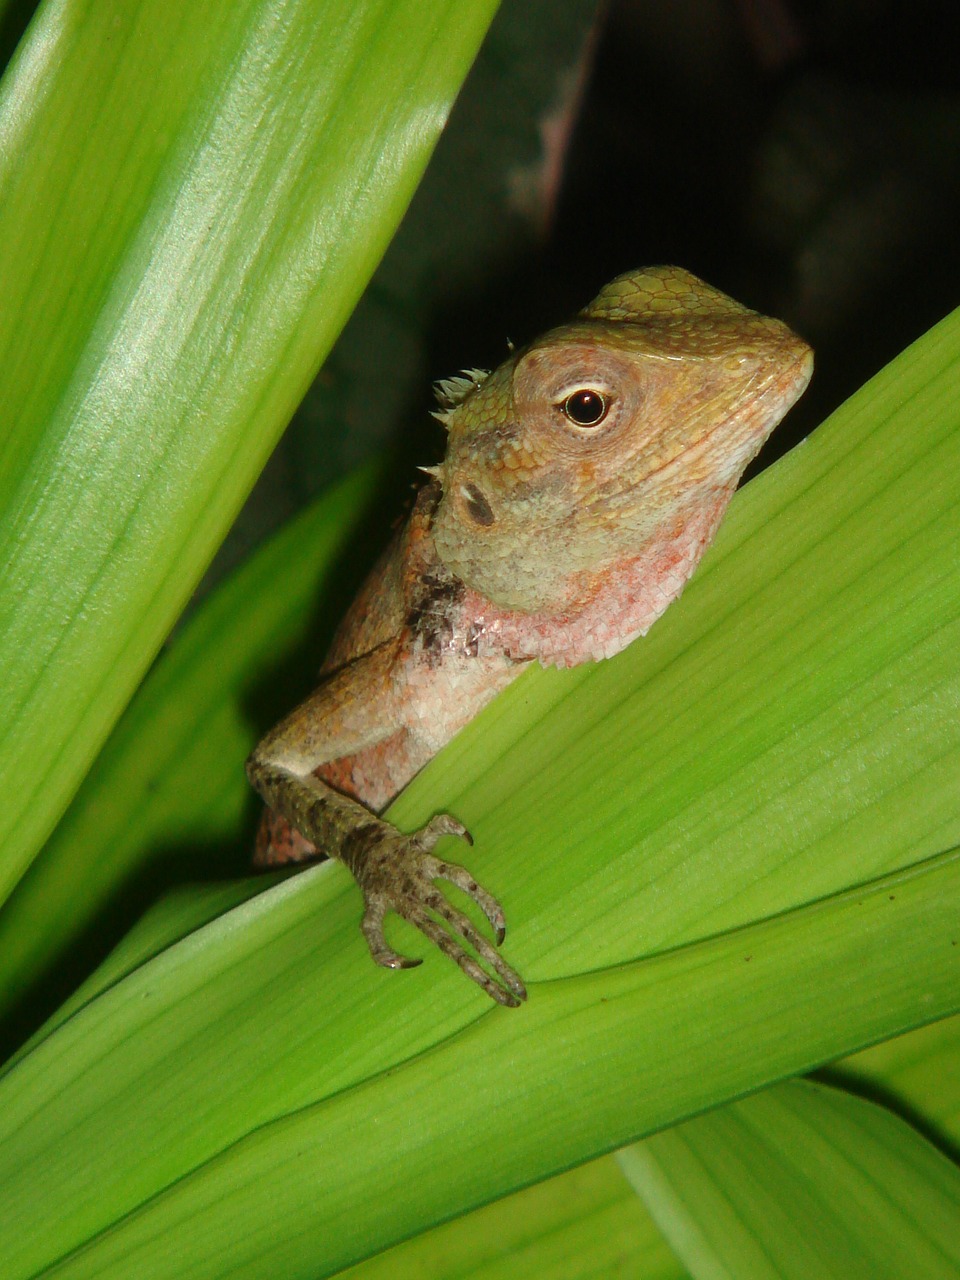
[0,467,378,1028]
[618,1080,960,1280]
[2,850,958,1279]
[407,1006,959,1280]
[0,0,499,906]
[336,1157,688,1280]
[613,1009,960,1280]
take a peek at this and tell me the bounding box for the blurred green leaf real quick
[0,0,499,906]
[619,1080,960,1280]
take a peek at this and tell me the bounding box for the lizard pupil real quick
[562,389,607,427]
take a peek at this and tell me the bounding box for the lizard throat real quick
[463,489,733,668]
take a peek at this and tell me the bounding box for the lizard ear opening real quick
[459,482,496,528]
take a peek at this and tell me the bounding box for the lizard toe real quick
[413,913,524,1007]
[361,898,423,970]
[424,854,507,943]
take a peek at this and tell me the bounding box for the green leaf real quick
[277,1015,960,1279]
[0,0,499,907]
[336,1157,688,1280]
[2,849,957,1278]
[377,1013,960,1280]
[619,1080,960,1280]
[337,1011,960,1280]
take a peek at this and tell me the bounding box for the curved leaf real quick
[1,848,957,1278]
[620,1080,960,1280]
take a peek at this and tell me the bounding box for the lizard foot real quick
[355,814,527,1007]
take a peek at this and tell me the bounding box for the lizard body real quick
[247,266,813,1005]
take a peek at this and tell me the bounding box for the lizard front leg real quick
[246,643,526,1006]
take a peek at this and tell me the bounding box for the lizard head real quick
[431,266,813,617]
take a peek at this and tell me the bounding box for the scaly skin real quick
[246,266,813,1006]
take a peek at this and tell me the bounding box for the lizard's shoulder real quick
[322,482,465,671]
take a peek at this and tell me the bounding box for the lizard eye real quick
[560,388,608,428]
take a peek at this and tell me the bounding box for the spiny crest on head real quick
[431,367,489,427]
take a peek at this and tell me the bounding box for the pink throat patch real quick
[467,489,732,668]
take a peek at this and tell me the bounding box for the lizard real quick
[246,266,813,1007]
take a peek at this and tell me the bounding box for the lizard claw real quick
[413,812,474,848]
[356,814,526,1007]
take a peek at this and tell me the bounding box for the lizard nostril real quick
[460,482,495,527]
